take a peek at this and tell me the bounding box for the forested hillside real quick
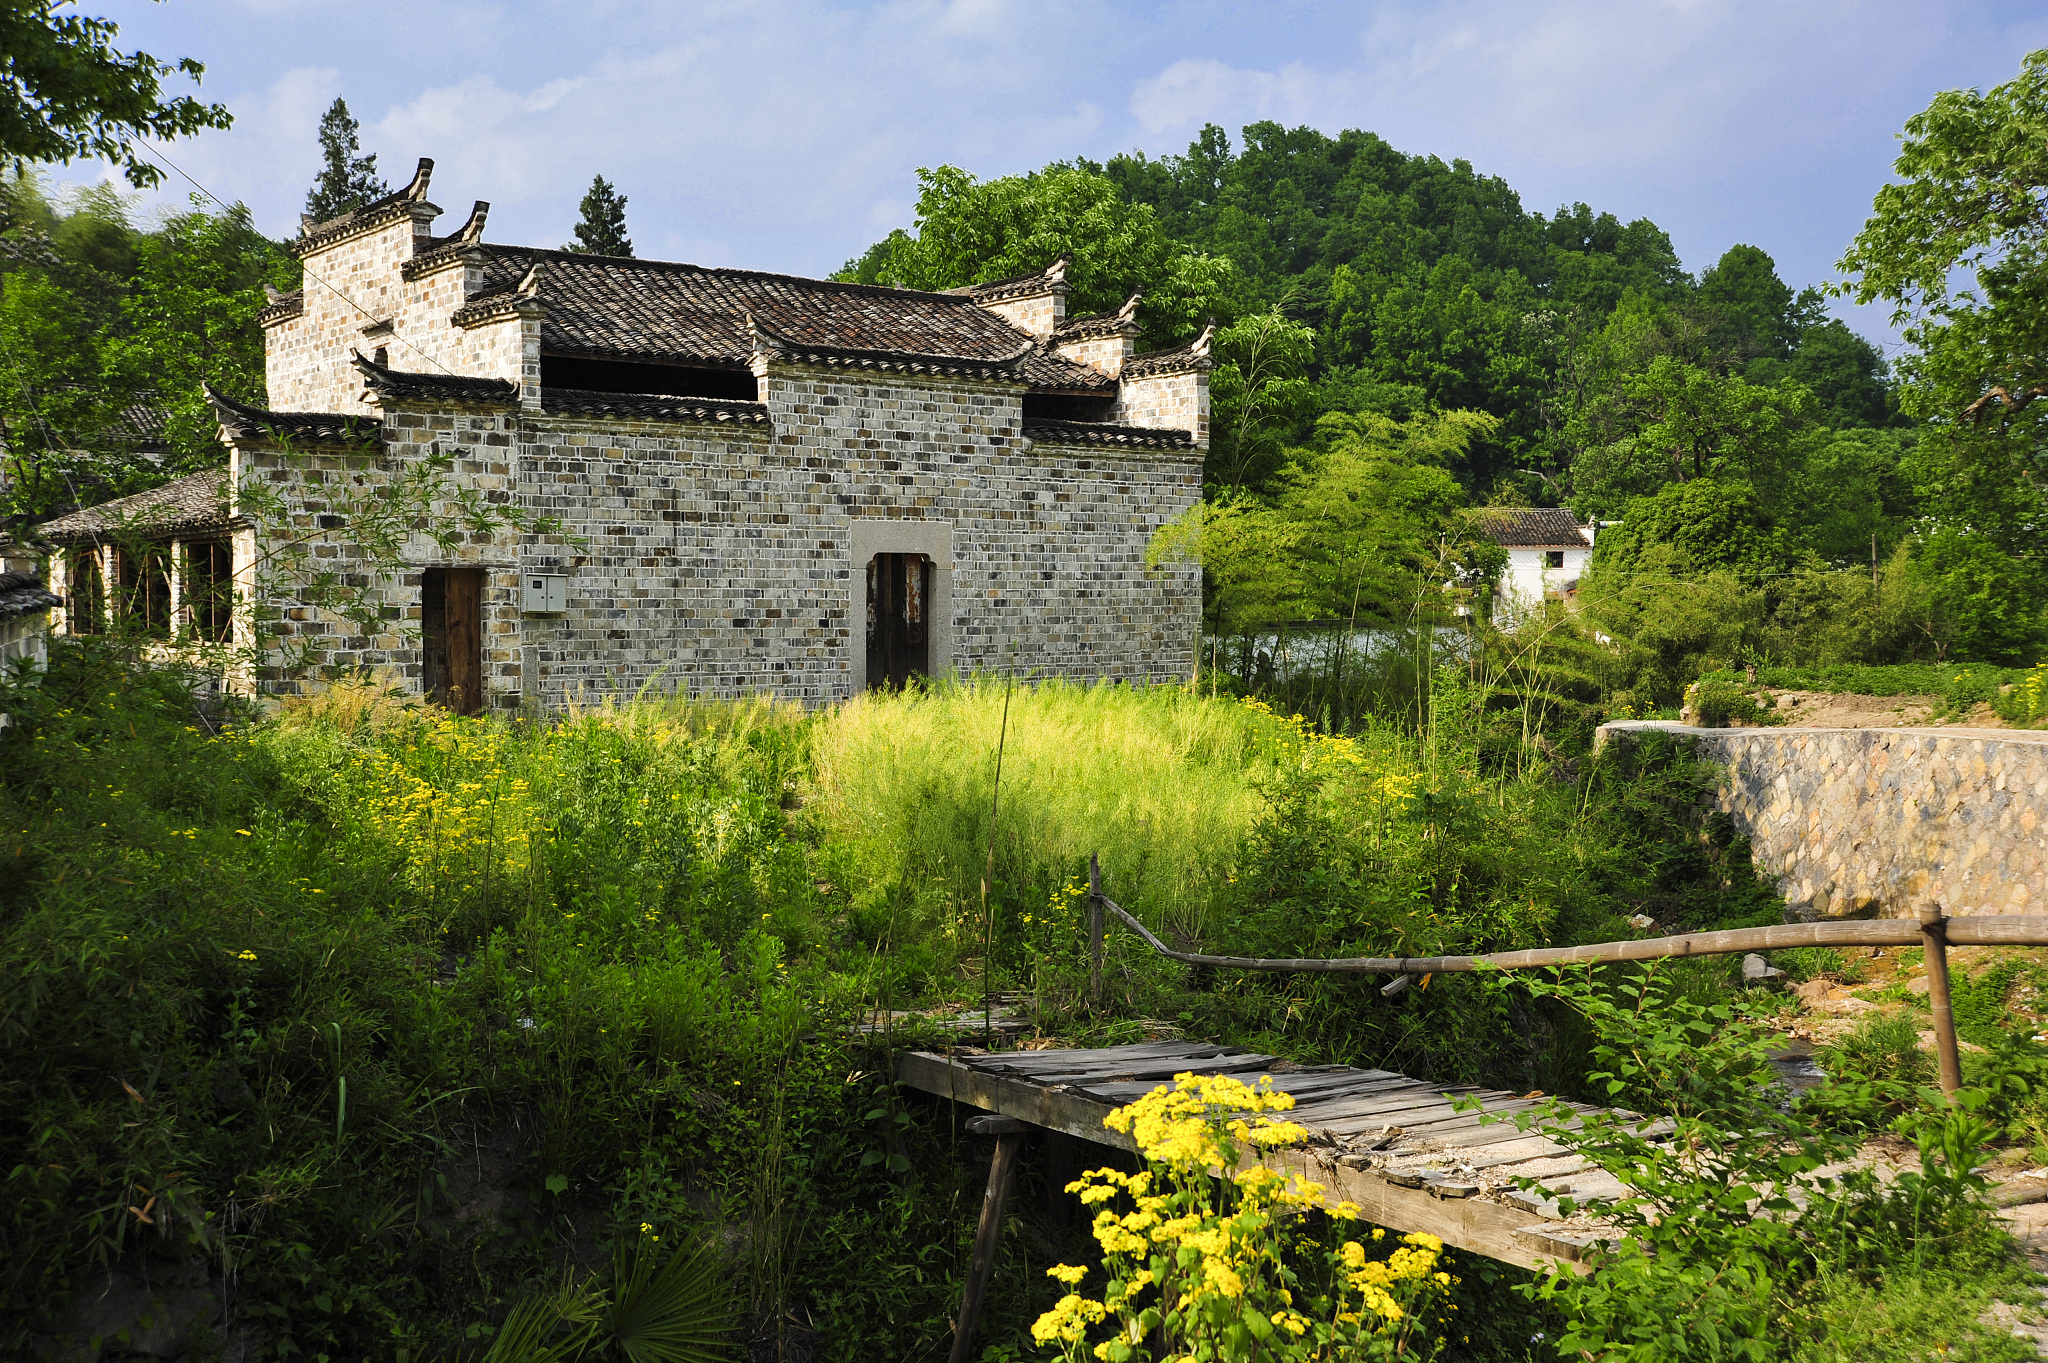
[842,115,2045,673]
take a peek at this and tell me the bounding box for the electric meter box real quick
[522,574,569,614]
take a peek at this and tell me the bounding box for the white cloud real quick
[1129,58,1324,137]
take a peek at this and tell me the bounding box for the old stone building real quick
[40,158,1208,711]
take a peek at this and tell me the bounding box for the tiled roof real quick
[106,399,170,450]
[292,159,439,257]
[38,467,231,542]
[257,289,304,327]
[1477,507,1591,547]
[540,389,771,424]
[749,316,1034,381]
[205,385,381,447]
[1018,347,1117,392]
[1023,419,1194,450]
[1124,326,1216,380]
[0,569,60,622]
[353,351,517,405]
[461,246,1058,377]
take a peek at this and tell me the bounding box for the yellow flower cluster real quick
[344,716,548,898]
[1238,697,1367,774]
[1034,1072,1447,1361]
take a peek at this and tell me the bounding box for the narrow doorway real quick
[865,552,931,691]
[421,566,485,714]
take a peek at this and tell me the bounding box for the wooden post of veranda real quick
[1920,904,1963,1095]
[950,1115,1029,1363]
[1088,853,1104,1011]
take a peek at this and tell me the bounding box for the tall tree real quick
[564,175,632,257]
[0,2,231,188]
[303,98,386,224]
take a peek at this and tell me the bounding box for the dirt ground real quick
[1753,689,2013,730]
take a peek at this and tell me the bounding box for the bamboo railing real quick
[1083,854,2048,1094]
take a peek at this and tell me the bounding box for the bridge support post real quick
[1089,853,1104,1011]
[951,1114,1029,1363]
[1920,904,1963,1095]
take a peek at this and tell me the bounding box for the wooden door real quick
[422,567,485,714]
[865,553,931,690]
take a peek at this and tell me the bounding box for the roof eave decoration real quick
[351,350,518,406]
[450,262,548,329]
[291,158,439,257]
[1021,419,1196,451]
[204,382,382,447]
[1122,323,1217,380]
[748,311,1034,380]
[962,254,1073,304]
[257,286,305,327]
[1053,293,1145,344]
[401,201,492,280]
[0,571,62,621]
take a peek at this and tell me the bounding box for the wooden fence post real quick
[1088,853,1103,1011]
[950,1115,1029,1363]
[1920,904,1963,1096]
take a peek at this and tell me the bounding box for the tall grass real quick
[808,677,1289,950]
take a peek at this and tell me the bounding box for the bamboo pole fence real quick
[1085,853,2048,1095]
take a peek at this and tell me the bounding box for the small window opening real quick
[1023,392,1117,423]
[186,540,233,643]
[66,549,103,635]
[1543,550,1566,569]
[373,345,389,367]
[421,566,485,714]
[541,354,758,402]
[866,553,931,691]
[116,545,171,637]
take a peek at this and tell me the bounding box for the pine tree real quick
[303,98,387,225]
[564,176,632,257]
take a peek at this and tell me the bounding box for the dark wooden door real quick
[865,553,931,691]
[422,566,485,714]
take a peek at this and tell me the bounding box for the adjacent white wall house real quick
[1480,508,1595,624]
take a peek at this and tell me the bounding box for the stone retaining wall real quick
[1595,722,2047,919]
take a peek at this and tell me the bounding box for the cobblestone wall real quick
[1597,721,2048,919]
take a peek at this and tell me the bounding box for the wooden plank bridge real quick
[894,1038,1620,1277]
[894,865,2048,1361]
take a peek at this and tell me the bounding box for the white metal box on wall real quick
[522,574,568,614]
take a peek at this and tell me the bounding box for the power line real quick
[128,138,460,378]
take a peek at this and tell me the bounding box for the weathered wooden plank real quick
[979,1042,1226,1070]
[894,1051,1135,1152]
[1022,1053,1289,1083]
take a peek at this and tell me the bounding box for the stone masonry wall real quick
[512,363,1202,705]
[237,366,1202,710]
[1118,369,1208,445]
[1597,721,2048,919]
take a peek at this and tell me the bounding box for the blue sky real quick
[57,1,2048,349]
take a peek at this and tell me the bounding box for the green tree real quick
[1207,304,1317,494]
[303,97,386,224]
[1838,50,2048,562]
[564,174,632,257]
[103,198,293,466]
[1586,478,1786,586]
[0,1,231,188]
[837,163,1236,346]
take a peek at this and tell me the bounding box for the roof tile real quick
[37,467,231,542]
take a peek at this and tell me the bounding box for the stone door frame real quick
[848,520,953,692]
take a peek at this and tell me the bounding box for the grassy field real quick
[2,644,2040,1361]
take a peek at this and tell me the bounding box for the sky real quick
[53,0,2048,350]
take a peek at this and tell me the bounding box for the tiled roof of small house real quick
[1051,294,1143,344]
[1123,324,1216,380]
[1023,419,1194,450]
[205,385,382,446]
[541,389,771,424]
[37,467,231,543]
[0,569,61,622]
[1477,507,1591,547]
[460,247,1078,383]
[103,398,171,452]
[292,159,439,257]
[353,351,518,405]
